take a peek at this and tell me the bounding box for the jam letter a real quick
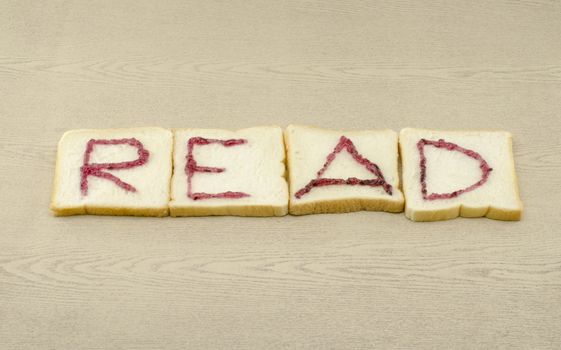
[186,137,250,200]
[294,136,393,199]
[80,138,150,195]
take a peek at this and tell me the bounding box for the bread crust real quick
[285,124,405,215]
[170,204,287,217]
[289,197,404,216]
[50,127,171,217]
[399,128,523,222]
[51,205,169,217]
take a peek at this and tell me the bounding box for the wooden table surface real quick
[1,1,560,349]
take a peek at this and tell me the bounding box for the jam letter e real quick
[186,137,250,200]
[80,138,150,196]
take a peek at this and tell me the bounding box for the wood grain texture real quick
[1,0,561,349]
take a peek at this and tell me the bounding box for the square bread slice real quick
[399,128,523,221]
[285,124,404,215]
[169,126,288,216]
[51,127,173,216]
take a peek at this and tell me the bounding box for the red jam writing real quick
[186,137,250,200]
[80,138,149,196]
[295,136,393,199]
[417,138,492,200]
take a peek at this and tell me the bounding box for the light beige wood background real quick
[1,1,561,349]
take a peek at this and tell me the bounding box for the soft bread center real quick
[320,148,375,180]
[424,145,486,195]
[190,142,249,195]
[88,143,143,164]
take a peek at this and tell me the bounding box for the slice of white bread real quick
[169,126,288,216]
[399,128,523,221]
[51,127,173,216]
[285,124,404,215]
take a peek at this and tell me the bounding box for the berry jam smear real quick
[294,135,393,199]
[80,138,149,196]
[186,137,250,200]
[417,138,493,200]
